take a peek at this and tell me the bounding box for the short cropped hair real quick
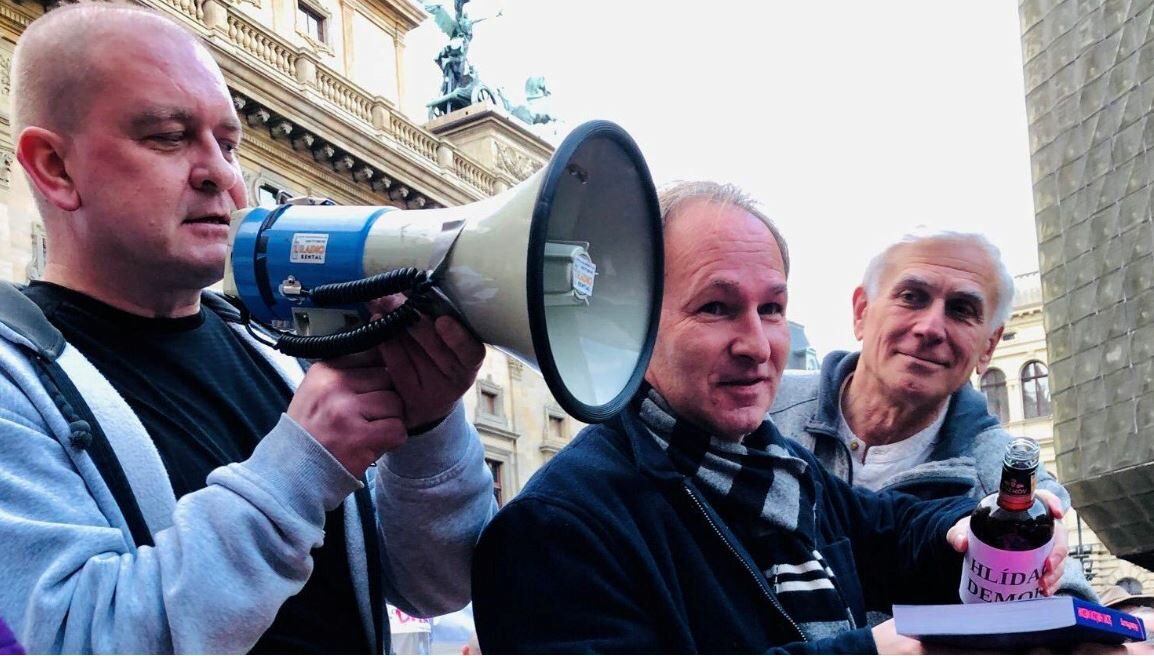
[657,180,790,278]
[861,227,1016,329]
[11,2,195,135]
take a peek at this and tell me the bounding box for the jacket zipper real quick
[808,425,856,486]
[681,484,805,642]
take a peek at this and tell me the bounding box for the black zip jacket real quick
[472,407,975,654]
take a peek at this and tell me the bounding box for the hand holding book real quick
[893,597,1148,650]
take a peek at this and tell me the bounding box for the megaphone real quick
[224,120,663,424]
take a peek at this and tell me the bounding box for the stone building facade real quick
[974,272,1154,594]
[1019,0,1154,571]
[0,0,571,504]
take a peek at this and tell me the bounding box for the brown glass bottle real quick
[959,438,1055,603]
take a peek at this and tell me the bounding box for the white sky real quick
[401,1,1040,357]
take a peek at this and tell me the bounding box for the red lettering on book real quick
[1077,608,1112,625]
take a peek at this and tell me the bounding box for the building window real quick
[256,183,286,207]
[485,458,503,506]
[480,389,499,416]
[474,378,514,436]
[540,408,570,461]
[980,368,1009,424]
[297,2,327,43]
[548,415,565,439]
[1021,360,1052,419]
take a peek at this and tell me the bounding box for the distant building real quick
[0,0,576,511]
[973,272,1153,595]
[788,321,820,370]
[1019,0,1154,572]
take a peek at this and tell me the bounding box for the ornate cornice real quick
[0,2,37,39]
[232,90,439,208]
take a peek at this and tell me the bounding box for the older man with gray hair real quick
[770,228,1095,602]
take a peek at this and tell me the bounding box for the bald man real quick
[0,4,493,653]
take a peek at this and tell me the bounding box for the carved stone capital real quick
[245,108,271,127]
[312,143,336,162]
[291,133,317,151]
[371,176,394,193]
[270,120,294,138]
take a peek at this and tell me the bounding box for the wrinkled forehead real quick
[881,238,1000,299]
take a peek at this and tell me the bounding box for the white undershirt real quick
[836,376,948,492]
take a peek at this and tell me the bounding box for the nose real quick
[729,309,772,363]
[912,303,947,344]
[190,137,240,194]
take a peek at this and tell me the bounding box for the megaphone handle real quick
[273,302,421,359]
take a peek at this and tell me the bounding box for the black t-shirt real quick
[25,282,371,654]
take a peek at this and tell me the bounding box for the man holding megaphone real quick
[0,4,495,653]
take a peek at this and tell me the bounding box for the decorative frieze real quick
[231,90,436,208]
[494,141,540,182]
[0,149,12,190]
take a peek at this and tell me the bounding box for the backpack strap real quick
[0,283,154,548]
[207,289,381,646]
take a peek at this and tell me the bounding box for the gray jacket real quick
[770,350,1096,602]
[0,285,496,653]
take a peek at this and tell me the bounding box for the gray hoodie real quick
[0,285,495,653]
[770,351,1096,603]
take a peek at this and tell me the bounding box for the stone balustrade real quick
[142,0,505,200]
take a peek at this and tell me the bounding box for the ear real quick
[974,325,1005,374]
[16,127,80,212]
[851,286,869,342]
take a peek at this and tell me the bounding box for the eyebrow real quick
[895,274,986,309]
[704,279,788,296]
[130,108,192,131]
[129,108,243,133]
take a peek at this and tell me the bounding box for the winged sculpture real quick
[424,0,501,117]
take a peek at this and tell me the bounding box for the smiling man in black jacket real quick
[471,181,1067,654]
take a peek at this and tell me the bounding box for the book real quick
[893,597,1148,649]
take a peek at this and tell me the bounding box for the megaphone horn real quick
[224,120,664,424]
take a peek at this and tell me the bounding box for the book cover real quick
[893,596,1148,649]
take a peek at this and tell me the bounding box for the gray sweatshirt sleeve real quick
[0,373,361,655]
[373,401,498,617]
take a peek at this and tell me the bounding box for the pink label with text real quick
[959,532,1053,603]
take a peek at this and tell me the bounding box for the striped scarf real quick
[638,389,857,641]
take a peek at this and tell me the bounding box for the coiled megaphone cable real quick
[308,267,433,306]
[273,302,422,359]
[241,267,438,360]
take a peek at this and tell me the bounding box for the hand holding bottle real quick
[947,487,1068,598]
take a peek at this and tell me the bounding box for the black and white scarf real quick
[638,389,857,641]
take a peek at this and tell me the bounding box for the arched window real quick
[1021,361,1052,419]
[980,368,1009,424]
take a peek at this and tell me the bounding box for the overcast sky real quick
[402,1,1039,357]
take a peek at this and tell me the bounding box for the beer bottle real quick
[959,437,1055,603]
